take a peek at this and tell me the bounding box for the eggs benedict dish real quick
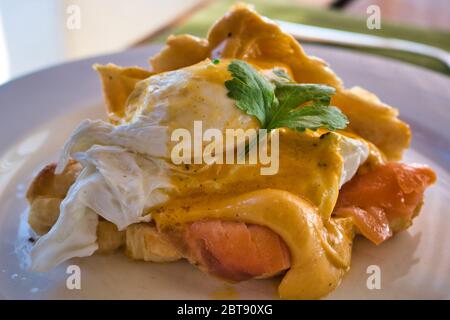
[25,4,436,299]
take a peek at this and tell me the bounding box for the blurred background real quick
[0,0,449,85]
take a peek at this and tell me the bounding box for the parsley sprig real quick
[225,60,348,132]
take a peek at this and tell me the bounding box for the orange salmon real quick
[184,220,291,281]
[334,163,436,244]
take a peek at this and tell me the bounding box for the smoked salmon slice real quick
[334,163,436,245]
[184,220,291,282]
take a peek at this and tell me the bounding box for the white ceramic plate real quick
[0,45,449,300]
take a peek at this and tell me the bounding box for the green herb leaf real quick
[272,68,292,82]
[225,60,348,132]
[269,105,348,132]
[268,83,337,129]
[275,83,335,111]
[225,60,276,127]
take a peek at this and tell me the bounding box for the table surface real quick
[0,0,448,85]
